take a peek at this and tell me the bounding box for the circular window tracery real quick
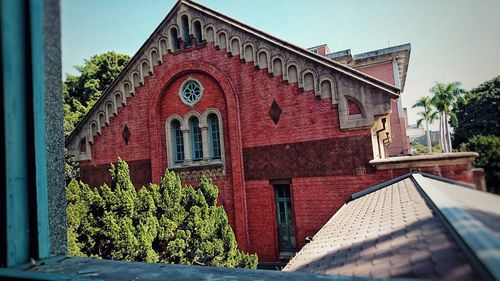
[181,80,202,105]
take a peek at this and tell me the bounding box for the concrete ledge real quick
[369,152,478,170]
[9,256,398,281]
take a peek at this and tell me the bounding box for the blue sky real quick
[62,0,500,126]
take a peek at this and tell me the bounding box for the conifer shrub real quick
[67,159,258,268]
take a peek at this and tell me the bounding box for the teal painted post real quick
[1,0,31,266]
[30,0,50,259]
[1,0,50,266]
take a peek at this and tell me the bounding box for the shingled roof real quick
[283,173,500,281]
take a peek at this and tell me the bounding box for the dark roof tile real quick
[283,177,482,280]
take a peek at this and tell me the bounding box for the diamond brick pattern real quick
[122,125,131,145]
[283,178,479,280]
[268,100,282,125]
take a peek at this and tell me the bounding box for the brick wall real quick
[80,159,151,189]
[77,43,476,262]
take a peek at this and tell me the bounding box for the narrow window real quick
[218,32,227,49]
[160,38,168,55]
[193,21,202,44]
[274,183,296,252]
[273,58,283,76]
[288,65,298,84]
[79,138,86,153]
[190,117,203,160]
[170,28,180,51]
[205,26,214,43]
[151,49,160,66]
[208,114,221,159]
[171,120,184,163]
[181,15,191,47]
[303,72,315,91]
[258,51,268,69]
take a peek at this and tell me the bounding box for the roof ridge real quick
[350,172,415,201]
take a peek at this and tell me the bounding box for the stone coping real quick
[369,152,478,169]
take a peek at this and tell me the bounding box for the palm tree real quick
[430,82,462,153]
[413,96,438,153]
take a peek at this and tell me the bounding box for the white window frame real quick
[165,108,225,169]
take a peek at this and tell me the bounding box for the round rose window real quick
[181,80,202,105]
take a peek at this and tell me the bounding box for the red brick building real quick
[66,0,477,263]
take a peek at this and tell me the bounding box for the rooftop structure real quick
[284,173,500,280]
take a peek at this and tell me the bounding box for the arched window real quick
[79,138,86,153]
[244,44,254,62]
[190,117,203,160]
[258,51,268,69]
[181,15,191,47]
[218,32,227,50]
[230,38,240,56]
[171,120,184,163]
[159,38,168,55]
[193,20,202,44]
[169,27,180,51]
[205,26,214,43]
[288,64,298,84]
[272,58,283,76]
[132,72,140,88]
[208,114,221,159]
[303,72,315,91]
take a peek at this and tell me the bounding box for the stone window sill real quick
[168,161,226,181]
[169,160,224,170]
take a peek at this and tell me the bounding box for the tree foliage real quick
[411,142,441,155]
[64,51,131,136]
[67,159,258,268]
[64,149,80,184]
[452,76,500,147]
[430,81,463,153]
[459,135,500,193]
[412,96,438,153]
[451,76,500,192]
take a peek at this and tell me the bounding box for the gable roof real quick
[181,0,400,95]
[284,173,500,281]
[66,0,402,146]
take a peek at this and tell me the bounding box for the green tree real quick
[430,82,462,153]
[67,159,258,268]
[64,149,80,184]
[412,96,439,153]
[64,51,131,136]
[452,76,500,147]
[459,135,500,193]
[451,76,500,192]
